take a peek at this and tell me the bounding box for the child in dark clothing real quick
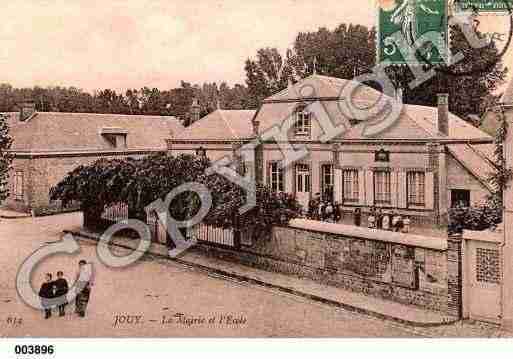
[54,271,69,317]
[38,273,55,319]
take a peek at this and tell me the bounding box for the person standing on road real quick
[54,271,69,317]
[376,208,383,230]
[402,216,411,233]
[333,202,342,223]
[382,211,390,231]
[38,273,55,319]
[368,209,376,229]
[354,208,361,227]
[75,260,92,318]
[325,202,334,222]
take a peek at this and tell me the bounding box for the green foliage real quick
[50,154,301,240]
[0,114,13,204]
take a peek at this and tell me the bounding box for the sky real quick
[0,0,511,92]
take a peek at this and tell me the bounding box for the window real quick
[270,162,284,192]
[294,105,311,136]
[407,171,425,206]
[343,169,359,203]
[14,171,24,201]
[374,171,391,204]
[321,164,334,201]
[296,164,310,193]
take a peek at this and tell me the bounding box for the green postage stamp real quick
[377,0,449,65]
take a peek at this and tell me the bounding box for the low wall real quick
[197,219,462,317]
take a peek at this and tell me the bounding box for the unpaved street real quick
[0,213,505,337]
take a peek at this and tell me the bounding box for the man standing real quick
[38,273,55,319]
[75,260,92,318]
[54,271,69,317]
[354,208,361,227]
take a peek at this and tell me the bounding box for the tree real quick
[50,153,301,242]
[0,114,13,204]
[392,25,508,122]
[245,22,507,123]
[244,47,295,107]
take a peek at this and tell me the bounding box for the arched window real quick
[294,104,311,136]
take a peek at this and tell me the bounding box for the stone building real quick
[169,74,496,227]
[4,103,184,214]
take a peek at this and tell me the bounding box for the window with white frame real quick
[270,162,284,192]
[374,170,391,204]
[296,164,310,193]
[294,105,311,136]
[343,169,359,203]
[14,171,24,201]
[321,164,334,201]
[407,171,425,206]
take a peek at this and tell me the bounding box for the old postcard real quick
[1,0,513,355]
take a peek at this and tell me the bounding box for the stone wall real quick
[198,220,461,316]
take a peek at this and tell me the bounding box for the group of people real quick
[38,260,93,319]
[307,193,342,223]
[306,193,411,233]
[364,207,410,233]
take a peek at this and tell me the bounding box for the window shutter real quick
[425,171,435,210]
[397,171,407,208]
[333,168,342,203]
[365,170,374,206]
[391,171,398,208]
[358,170,366,205]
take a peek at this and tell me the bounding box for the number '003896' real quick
[14,344,54,355]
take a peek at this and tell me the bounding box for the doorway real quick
[451,189,470,208]
[296,164,311,210]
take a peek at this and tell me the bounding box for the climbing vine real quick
[490,106,513,192]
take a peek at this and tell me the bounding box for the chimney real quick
[437,93,449,136]
[252,119,260,137]
[190,98,200,124]
[19,101,36,121]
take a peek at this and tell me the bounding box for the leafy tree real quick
[392,25,508,122]
[245,22,507,123]
[50,154,301,242]
[244,48,295,107]
[0,114,13,204]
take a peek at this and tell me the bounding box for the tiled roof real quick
[4,112,183,152]
[266,74,383,102]
[177,109,256,141]
[173,75,492,143]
